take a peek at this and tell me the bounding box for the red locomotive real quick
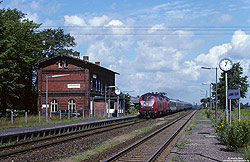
[139,92,192,118]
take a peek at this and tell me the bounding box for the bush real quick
[215,120,250,151]
[243,145,250,161]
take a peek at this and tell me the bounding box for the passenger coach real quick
[139,92,192,118]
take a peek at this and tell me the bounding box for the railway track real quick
[0,118,143,160]
[104,110,196,162]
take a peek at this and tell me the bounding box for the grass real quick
[72,141,121,161]
[185,117,196,135]
[175,140,191,149]
[140,127,152,132]
[92,141,120,152]
[172,154,182,161]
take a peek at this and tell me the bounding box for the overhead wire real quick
[39,25,250,35]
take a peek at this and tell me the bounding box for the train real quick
[139,92,192,118]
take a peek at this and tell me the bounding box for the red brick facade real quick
[37,53,119,117]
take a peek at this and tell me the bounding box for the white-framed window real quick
[90,78,93,90]
[58,60,62,68]
[95,79,98,91]
[50,99,58,112]
[68,99,76,112]
[64,60,68,68]
[98,80,101,92]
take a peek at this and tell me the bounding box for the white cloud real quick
[180,61,200,80]
[30,1,39,10]
[218,14,232,22]
[25,12,38,22]
[135,41,184,71]
[237,59,250,76]
[87,41,117,64]
[88,15,109,26]
[43,18,53,26]
[149,24,164,33]
[195,43,232,67]
[64,15,86,26]
[165,9,191,19]
[105,20,124,26]
[231,30,250,58]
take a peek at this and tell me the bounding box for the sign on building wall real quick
[42,104,48,109]
[67,84,81,89]
[228,89,240,99]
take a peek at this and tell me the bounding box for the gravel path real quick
[166,114,244,162]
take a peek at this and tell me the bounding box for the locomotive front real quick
[139,94,157,118]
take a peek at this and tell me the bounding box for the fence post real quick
[60,110,61,120]
[25,112,27,124]
[39,111,40,122]
[68,110,70,120]
[11,111,13,125]
[82,109,84,118]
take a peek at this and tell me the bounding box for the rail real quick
[0,115,137,146]
[104,110,196,162]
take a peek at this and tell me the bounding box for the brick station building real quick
[37,52,120,117]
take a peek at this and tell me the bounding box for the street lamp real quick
[202,83,212,111]
[46,74,70,122]
[200,89,207,98]
[105,85,117,117]
[200,89,208,109]
[201,66,218,125]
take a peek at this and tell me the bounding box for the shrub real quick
[215,120,250,151]
[243,145,250,161]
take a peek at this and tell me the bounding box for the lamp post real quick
[202,83,212,111]
[104,85,107,117]
[201,66,218,125]
[105,85,117,117]
[46,74,69,122]
[200,89,208,109]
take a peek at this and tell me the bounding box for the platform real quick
[166,113,245,162]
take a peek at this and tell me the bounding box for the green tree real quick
[124,93,132,113]
[0,6,76,116]
[212,62,249,109]
[39,28,76,58]
[0,8,42,116]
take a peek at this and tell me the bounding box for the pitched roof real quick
[37,54,119,75]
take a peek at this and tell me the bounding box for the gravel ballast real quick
[3,112,187,162]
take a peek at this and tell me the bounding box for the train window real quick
[141,96,154,101]
[141,96,147,101]
[148,96,154,101]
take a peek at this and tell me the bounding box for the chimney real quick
[95,61,100,66]
[83,56,89,62]
[73,52,80,59]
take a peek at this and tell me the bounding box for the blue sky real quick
[2,0,250,104]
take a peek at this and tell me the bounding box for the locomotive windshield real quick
[140,95,155,109]
[141,96,155,101]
